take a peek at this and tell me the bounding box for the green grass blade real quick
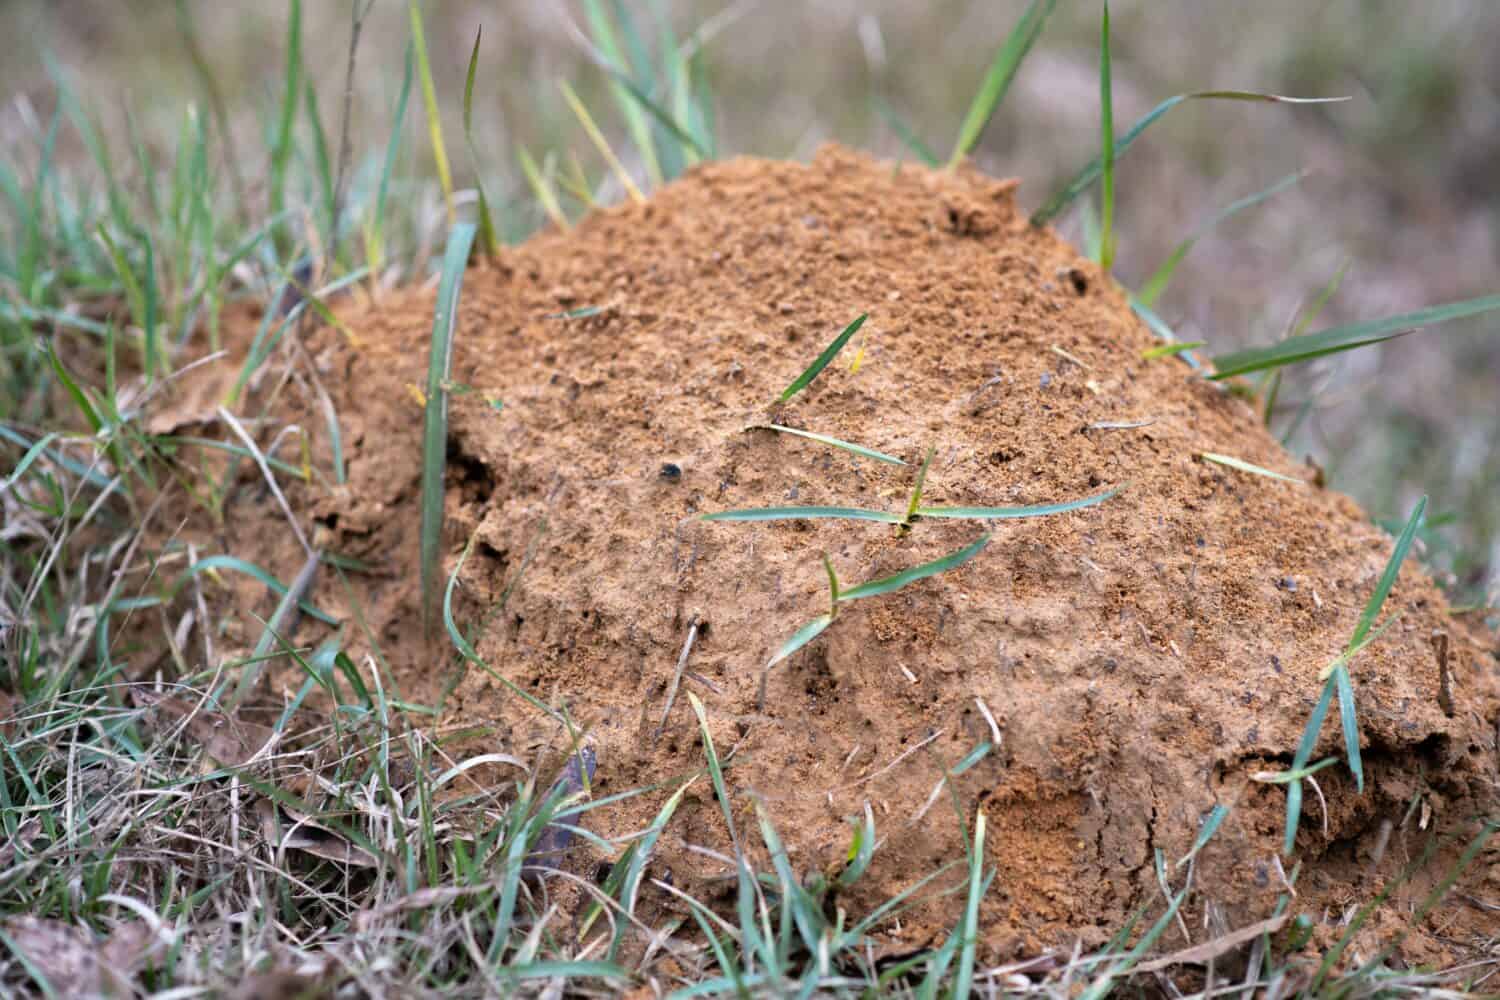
[1138,172,1303,307]
[1350,495,1426,651]
[837,533,990,603]
[1141,340,1206,360]
[778,313,867,402]
[1081,886,1189,1000]
[904,445,936,523]
[269,0,302,227]
[604,69,709,161]
[1293,674,1336,770]
[952,812,987,1000]
[369,42,414,275]
[582,0,663,185]
[1200,452,1305,484]
[408,0,454,225]
[517,144,568,231]
[702,506,904,524]
[837,803,876,889]
[2,432,60,490]
[462,27,498,256]
[1210,296,1500,379]
[916,484,1121,520]
[821,552,840,604]
[1290,259,1351,340]
[175,554,337,626]
[304,81,336,255]
[1282,777,1304,857]
[611,779,692,958]
[1031,91,1346,227]
[1333,664,1362,794]
[873,97,939,168]
[1097,4,1115,269]
[745,424,905,466]
[1177,804,1229,869]
[947,0,1058,168]
[766,614,834,669]
[420,222,478,632]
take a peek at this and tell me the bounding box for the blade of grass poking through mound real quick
[917,483,1121,520]
[903,444,935,525]
[837,533,990,603]
[766,553,840,671]
[778,313,866,402]
[1200,452,1305,484]
[420,222,478,633]
[462,27,498,256]
[1137,172,1303,307]
[408,0,454,225]
[744,424,906,466]
[947,0,1058,168]
[702,505,904,524]
[1031,91,1347,227]
[1097,4,1115,269]
[1208,293,1500,379]
[1321,495,1427,792]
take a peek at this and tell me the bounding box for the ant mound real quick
[282,146,1497,957]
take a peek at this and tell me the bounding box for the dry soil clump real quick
[256,147,1498,958]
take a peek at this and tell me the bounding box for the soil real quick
[178,147,1500,963]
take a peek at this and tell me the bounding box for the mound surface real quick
[264,147,1496,955]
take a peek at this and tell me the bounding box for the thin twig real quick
[657,617,700,734]
[217,405,313,557]
[330,0,375,265]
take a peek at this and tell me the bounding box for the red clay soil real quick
[207,147,1498,962]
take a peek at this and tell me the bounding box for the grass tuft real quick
[419,222,479,633]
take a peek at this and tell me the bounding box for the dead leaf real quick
[1134,911,1289,972]
[255,798,377,868]
[133,690,275,767]
[0,916,104,996]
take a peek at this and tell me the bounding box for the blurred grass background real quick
[3,0,1497,604]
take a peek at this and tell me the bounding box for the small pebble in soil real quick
[659,462,682,482]
[1039,372,1052,389]
[1277,576,1297,591]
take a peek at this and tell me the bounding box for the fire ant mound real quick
[271,146,1497,957]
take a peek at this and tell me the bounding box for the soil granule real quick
[226,147,1498,958]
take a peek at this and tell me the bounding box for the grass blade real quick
[916,484,1120,520]
[1350,495,1427,650]
[745,424,905,466]
[517,145,568,231]
[369,42,414,277]
[702,506,903,524]
[837,533,990,603]
[1097,3,1115,269]
[560,79,645,204]
[1177,804,1229,869]
[1031,91,1347,227]
[952,812,987,1000]
[1200,452,1305,484]
[904,444,936,524]
[779,314,867,402]
[408,0,454,225]
[462,27,498,257]
[873,97,939,168]
[420,222,479,633]
[947,0,1058,168]
[268,0,302,227]
[1141,340,1206,360]
[766,614,834,669]
[1081,886,1190,1000]
[1210,296,1500,379]
[1137,172,1303,307]
[610,779,693,958]
[837,803,876,888]
[1333,664,1362,793]
[582,0,663,184]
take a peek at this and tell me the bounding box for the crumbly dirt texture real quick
[221,147,1498,959]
